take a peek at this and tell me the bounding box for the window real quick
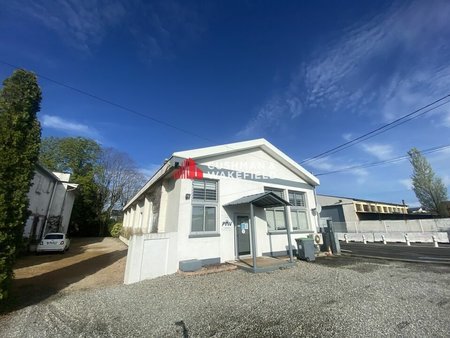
[191,206,216,232]
[44,234,63,239]
[265,187,286,231]
[288,191,306,207]
[291,210,308,230]
[193,180,217,201]
[265,187,284,198]
[266,209,287,231]
[191,179,218,234]
[289,190,310,231]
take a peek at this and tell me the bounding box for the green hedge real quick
[109,222,123,238]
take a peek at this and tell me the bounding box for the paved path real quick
[341,242,450,263]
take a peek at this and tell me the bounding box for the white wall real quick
[124,232,178,284]
[123,146,320,273]
[338,232,449,243]
[335,218,450,233]
[24,169,55,239]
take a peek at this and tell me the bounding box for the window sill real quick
[189,232,220,239]
[267,230,313,235]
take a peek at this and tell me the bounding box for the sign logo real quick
[173,158,203,180]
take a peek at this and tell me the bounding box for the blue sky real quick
[1,0,450,206]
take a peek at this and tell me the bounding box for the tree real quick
[40,137,104,236]
[98,148,145,220]
[408,148,448,216]
[40,136,101,177]
[0,69,42,300]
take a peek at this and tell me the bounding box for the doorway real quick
[236,215,251,256]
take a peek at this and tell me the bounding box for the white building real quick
[122,139,320,282]
[23,163,78,243]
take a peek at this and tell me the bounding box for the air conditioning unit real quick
[310,233,323,245]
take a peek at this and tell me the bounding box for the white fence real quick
[337,232,449,243]
[333,218,450,233]
[124,232,178,285]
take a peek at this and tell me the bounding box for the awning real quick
[225,192,291,208]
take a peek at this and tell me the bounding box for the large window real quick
[265,187,286,231]
[288,190,309,231]
[191,179,218,234]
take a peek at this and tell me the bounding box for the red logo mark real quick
[173,158,203,179]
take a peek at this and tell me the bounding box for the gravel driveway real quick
[1,256,449,337]
[2,237,127,312]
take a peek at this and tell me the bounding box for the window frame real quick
[190,179,219,237]
[192,179,218,202]
[288,190,311,232]
[264,187,287,232]
[288,191,306,207]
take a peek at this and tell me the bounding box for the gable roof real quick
[124,139,319,210]
[173,138,320,186]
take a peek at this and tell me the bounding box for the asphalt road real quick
[340,242,450,263]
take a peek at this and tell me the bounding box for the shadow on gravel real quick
[0,249,126,314]
[315,255,391,273]
[14,238,108,269]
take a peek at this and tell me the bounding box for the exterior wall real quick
[174,147,319,264]
[59,187,76,234]
[318,195,408,223]
[334,218,450,233]
[337,232,449,243]
[124,146,320,276]
[320,205,345,223]
[24,168,56,240]
[24,166,77,241]
[124,232,178,284]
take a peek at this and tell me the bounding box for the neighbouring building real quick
[122,139,321,279]
[23,163,78,244]
[317,194,408,226]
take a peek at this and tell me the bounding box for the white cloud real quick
[399,178,413,190]
[139,164,161,179]
[307,157,369,184]
[360,143,394,160]
[302,1,450,118]
[41,114,99,138]
[239,0,450,136]
[12,0,126,52]
[8,0,205,58]
[342,133,353,141]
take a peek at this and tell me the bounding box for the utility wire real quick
[315,143,450,176]
[300,94,450,165]
[0,60,290,169]
[2,59,448,176]
[0,59,214,143]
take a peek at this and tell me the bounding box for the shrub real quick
[109,222,122,238]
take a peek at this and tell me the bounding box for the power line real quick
[0,59,214,143]
[0,60,291,169]
[2,59,448,177]
[300,94,450,165]
[315,143,450,176]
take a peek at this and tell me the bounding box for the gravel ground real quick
[1,256,450,337]
[2,238,127,313]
